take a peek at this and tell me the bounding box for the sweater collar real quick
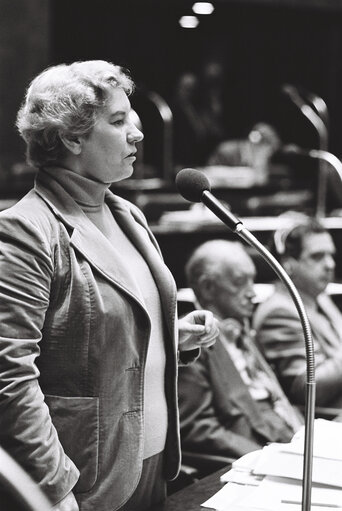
[41,166,109,208]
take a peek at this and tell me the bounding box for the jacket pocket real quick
[44,395,99,493]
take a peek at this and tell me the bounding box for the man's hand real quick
[178,310,218,351]
[51,491,79,511]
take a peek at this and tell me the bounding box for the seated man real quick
[178,240,302,460]
[254,217,342,409]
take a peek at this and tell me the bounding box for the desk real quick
[148,467,228,511]
[150,216,342,288]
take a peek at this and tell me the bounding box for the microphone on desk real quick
[281,84,329,128]
[303,91,329,128]
[281,144,342,184]
[281,84,309,113]
[176,167,316,511]
[281,84,329,218]
[281,83,328,139]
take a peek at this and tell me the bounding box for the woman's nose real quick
[128,125,144,144]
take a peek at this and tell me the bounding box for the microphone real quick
[303,91,329,128]
[175,168,242,232]
[281,84,329,127]
[281,84,309,113]
[281,144,342,183]
[281,144,342,216]
[281,83,329,217]
[281,83,327,140]
[176,167,316,511]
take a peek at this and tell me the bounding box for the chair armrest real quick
[182,451,235,472]
[167,463,200,495]
[168,451,235,495]
[298,405,342,420]
[179,463,200,478]
[315,407,342,420]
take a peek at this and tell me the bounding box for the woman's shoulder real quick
[0,189,61,246]
[2,188,54,219]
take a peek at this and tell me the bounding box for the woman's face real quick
[79,87,143,184]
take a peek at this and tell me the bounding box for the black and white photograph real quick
[1,1,342,510]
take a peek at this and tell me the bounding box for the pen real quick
[281,500,342,508]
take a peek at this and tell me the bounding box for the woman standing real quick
[0,60,217,511]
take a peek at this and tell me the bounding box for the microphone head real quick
[281,83,295,95]
[175,168,211,202]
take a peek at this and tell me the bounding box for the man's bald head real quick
[185,240,256,320]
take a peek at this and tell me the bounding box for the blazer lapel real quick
[34,171,148,312]
[105,191,177,340]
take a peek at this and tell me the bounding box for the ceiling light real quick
[179,15,199,28]
[192,2,215,15]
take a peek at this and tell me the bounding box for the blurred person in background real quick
[172,71,208,167]
[172,61,228,168]
[197,60,227,155]
[207,122,281,185]
[178,240,302,460]
[254,217,342,410]
[0,60,219,511]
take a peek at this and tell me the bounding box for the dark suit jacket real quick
[178,332,301,459]
[254,282,342,407]
[0,169,182,511]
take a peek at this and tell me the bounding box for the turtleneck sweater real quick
[42,166,168,459]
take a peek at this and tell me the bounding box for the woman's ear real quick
[59,131,82,155]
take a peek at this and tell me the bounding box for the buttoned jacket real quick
[0,169,181,511]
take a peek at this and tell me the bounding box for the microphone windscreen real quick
[281,83,296,96]
[175,168,211,202]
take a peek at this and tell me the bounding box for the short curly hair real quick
[16,60,135,167]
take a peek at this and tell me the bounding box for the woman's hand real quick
[178,310,219,351]
[51,491,79,511]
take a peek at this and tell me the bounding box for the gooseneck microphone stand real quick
[239,230,315,511]
[282,84,329,218]
[176,168,316,511]
[201,190,316,511]
[282,145,342,185]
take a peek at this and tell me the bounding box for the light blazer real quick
[253,282,342,407]
[0,169,182,511]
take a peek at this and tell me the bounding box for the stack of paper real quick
[202,419,342,510]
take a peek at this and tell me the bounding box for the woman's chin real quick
[108,167,134,184]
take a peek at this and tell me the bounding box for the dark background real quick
[2,0,342,173]
[50,0,342,151]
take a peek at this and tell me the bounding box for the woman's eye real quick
[112,119,124,126]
